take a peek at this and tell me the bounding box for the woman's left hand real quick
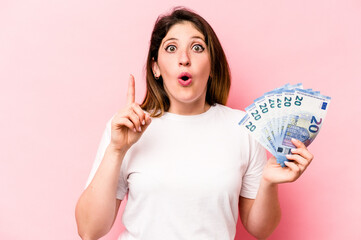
[262,138,314,184]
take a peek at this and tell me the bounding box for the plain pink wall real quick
[1,0,360,239]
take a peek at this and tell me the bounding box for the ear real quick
[151,59,160,77]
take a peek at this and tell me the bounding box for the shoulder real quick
[102,114,116,138]
[212,104,246,122]
[105,115,114,130]
[210,104,252,138]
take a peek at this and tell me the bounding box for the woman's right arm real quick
[75,75,151,240]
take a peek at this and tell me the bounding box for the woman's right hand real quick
[109,75,152,153]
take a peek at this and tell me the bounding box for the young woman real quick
[75,7,313,240]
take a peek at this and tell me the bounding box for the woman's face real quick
[152,21,211,113]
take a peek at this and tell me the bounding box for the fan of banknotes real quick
[239,83,331,167]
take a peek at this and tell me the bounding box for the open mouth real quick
[178,72,192,80]
[178,72,192,86]
[181,76,189,81]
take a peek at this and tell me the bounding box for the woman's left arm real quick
[239,138,314,239]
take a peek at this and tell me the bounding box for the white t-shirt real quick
[86,104,267,240]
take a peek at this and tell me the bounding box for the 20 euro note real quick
[252,84,304,151]
[275,89,331,167]
[271,84,304,142]
[239,84,331,167]
[241,105,277,155]
[240,83,304,158]
[253,95,277,144]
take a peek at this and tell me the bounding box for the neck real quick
[168,100,211,115]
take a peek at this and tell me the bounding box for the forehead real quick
[163,21,205,41]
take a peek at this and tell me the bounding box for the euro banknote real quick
[239,84,331,167]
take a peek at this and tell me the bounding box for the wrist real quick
[261,176,278,189]
[107,144,128,157]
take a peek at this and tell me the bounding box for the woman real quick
[75,7,313,240]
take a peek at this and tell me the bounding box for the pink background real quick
[1,0,360,239]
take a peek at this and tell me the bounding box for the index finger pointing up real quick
[127,74,135,105]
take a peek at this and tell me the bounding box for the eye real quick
[192,44,205,52]
[165,45,177,52]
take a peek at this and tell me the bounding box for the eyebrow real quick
[162,36,205,46]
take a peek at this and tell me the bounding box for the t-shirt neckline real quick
[162,104,218,121]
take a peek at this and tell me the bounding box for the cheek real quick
[198,57,211,77]
[158,58,175,76]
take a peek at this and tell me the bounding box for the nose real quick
[178,49,190,66]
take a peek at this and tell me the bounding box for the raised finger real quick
[127,74,135,105]
[131,103,146,126]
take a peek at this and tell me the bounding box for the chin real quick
[177,97,204,105]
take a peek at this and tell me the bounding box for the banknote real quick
[276,89,331,166]
[239,84,331,167]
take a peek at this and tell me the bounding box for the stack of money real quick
[239,84,331,167]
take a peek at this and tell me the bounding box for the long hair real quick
[141,7,231,117]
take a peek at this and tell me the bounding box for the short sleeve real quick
[240,135,267,199]
[85,116,129,200]
[85,118,112,188]
[116,168,128,200]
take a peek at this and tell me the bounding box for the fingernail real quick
[133,128,136,132]
[291,148,296,153]
[138,126,142,132]
[286,154,292,158]
[291,138,298,142]
[142,120,145,125]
